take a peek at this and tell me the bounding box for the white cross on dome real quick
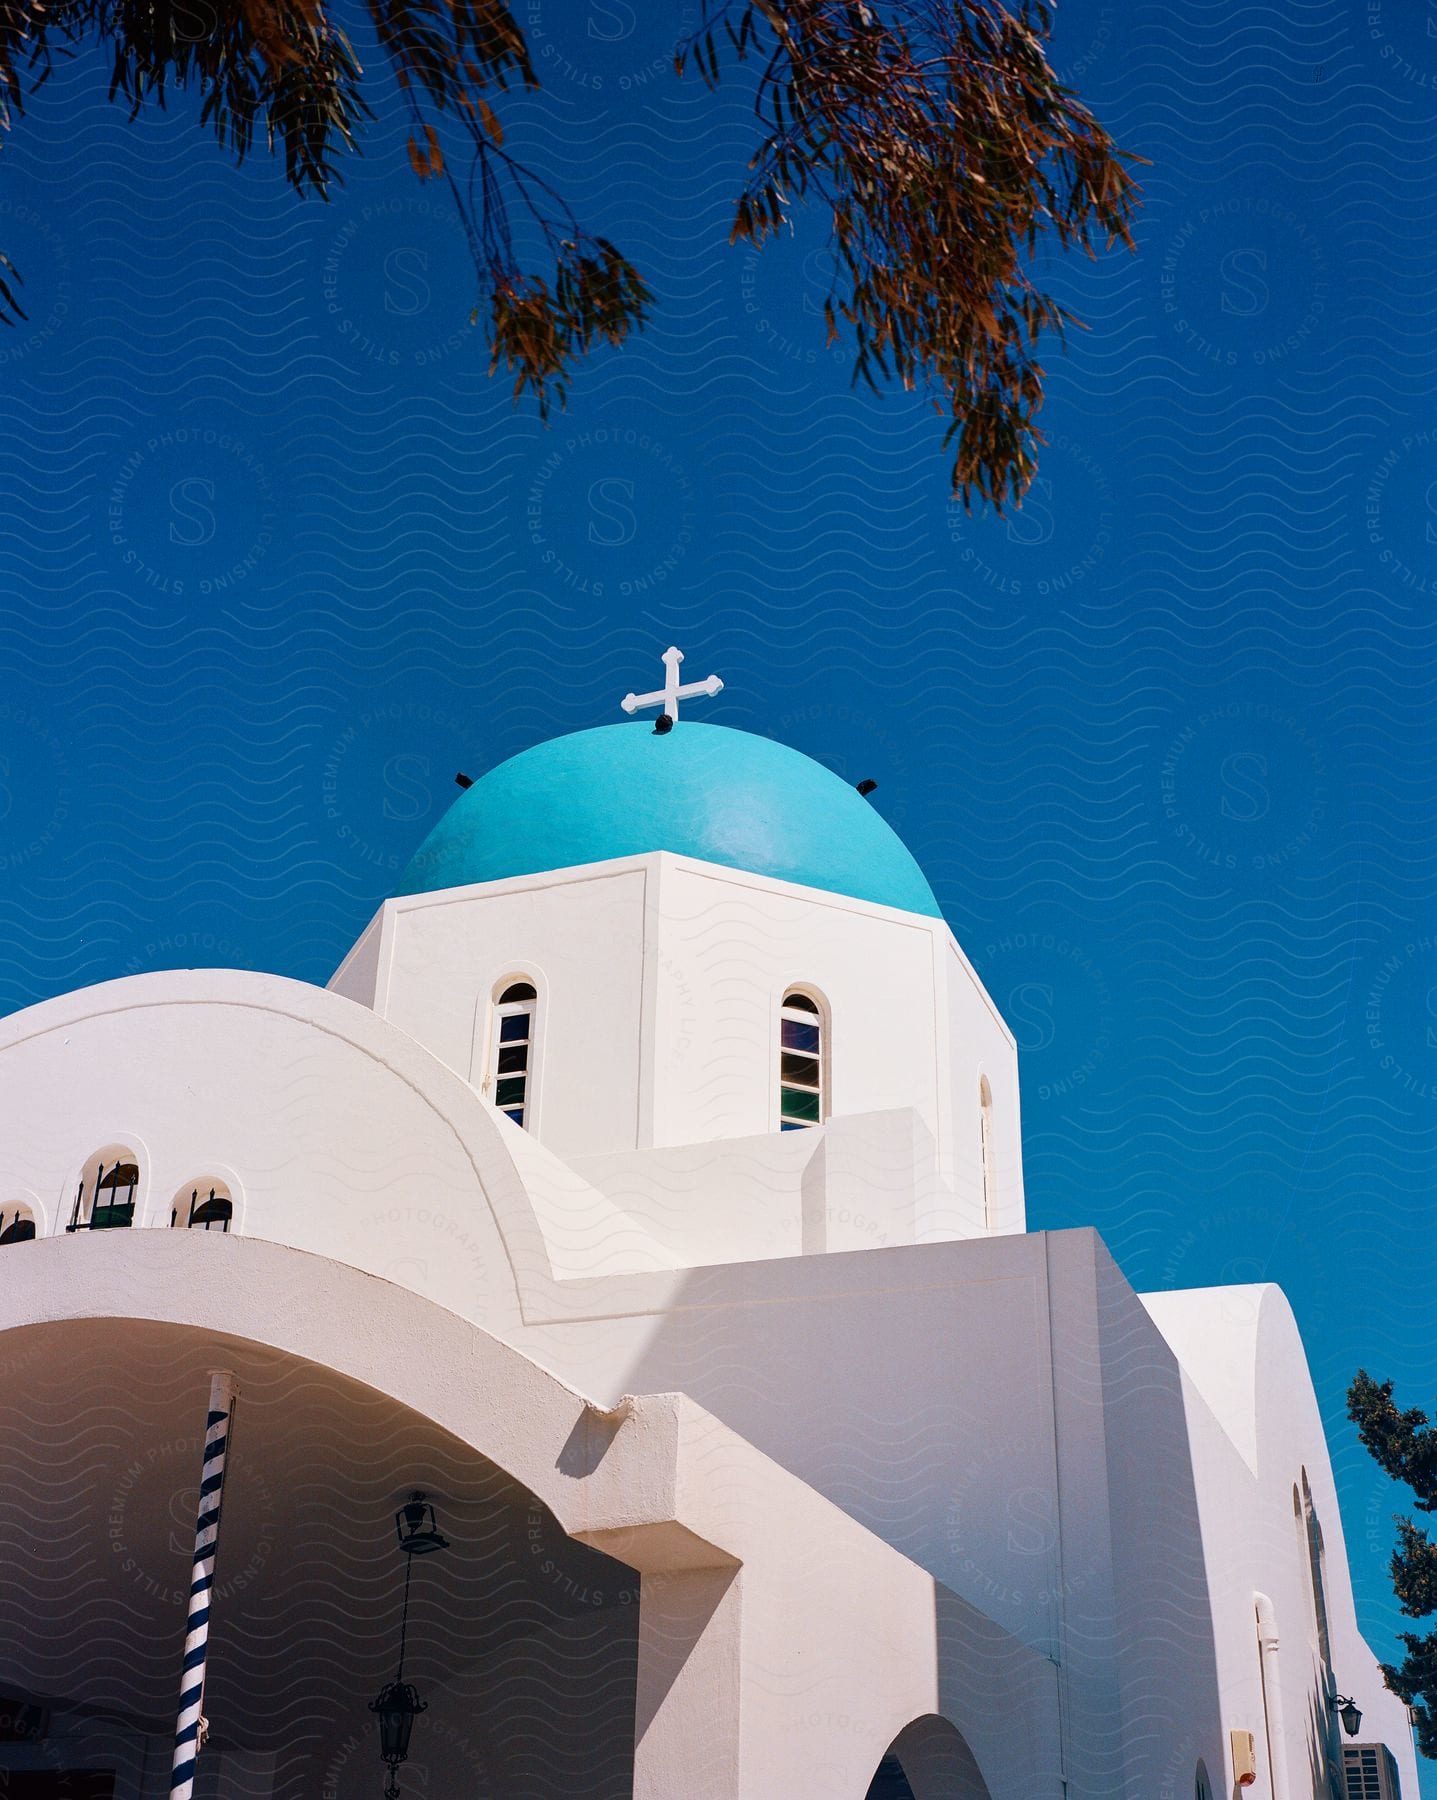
[620,646,723,725]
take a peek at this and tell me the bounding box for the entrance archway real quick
[864,1714,994,1800]
[0,1317,641,1799]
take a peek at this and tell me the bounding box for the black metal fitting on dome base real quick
[653,714,675,736]
[857,779,878,796]
[454,772,473,789]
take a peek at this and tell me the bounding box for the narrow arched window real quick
[779,990,826,1130]
[979,1076,995,1225]
[68,1151,139,1233]
[171,1180,233,1233]
[1299,1469,1333,1666]
[0,1203,36,1246]
[489,980,538,1128]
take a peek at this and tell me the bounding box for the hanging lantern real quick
[1331,1694,1363,1739]
[395,1493,448,1556]
[368,1681,427,1799]
[372,1494,447,1798]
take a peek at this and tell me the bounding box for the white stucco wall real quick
[381,862,652,1155]
[0,932,1411,1798]
[0,968,990,1297]
[0,1232,1061,1800]
[0,970,533,1326]
[516,1232,1411,1800]
[1145,1284,1421,1800]
[330,851,1024,1238]
[571,1107,951,1263]
[934,937,1024,1238]
[645,860,941,1145]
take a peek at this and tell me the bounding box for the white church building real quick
[0,653,1418,1799]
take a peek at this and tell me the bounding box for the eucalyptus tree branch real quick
[679,0,1141,509]
[0,0,1139,508]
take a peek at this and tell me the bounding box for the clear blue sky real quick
[1,0,1435,1780]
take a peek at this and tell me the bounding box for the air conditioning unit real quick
[1342,1742,1402,1800]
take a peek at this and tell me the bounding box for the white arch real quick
[0,1228,678,1552]
[0,969,554,1300]
[0,1230,1045,1800]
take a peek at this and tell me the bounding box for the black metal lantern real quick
[371,1494,446,1798]
[369,1681,427,1799]
[1331,1694,1363,1739]
[395,1493,448,1556]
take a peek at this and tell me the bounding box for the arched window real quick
[0,1202,36,1246]
[171,1179,233,1233]
[1195,1759,1213,1800]
[67,1151,139,1232]
[979,1075,995,1225]
[1299,1469,1333,1666]
[488,980,538,1128]
[779,990,826,1130]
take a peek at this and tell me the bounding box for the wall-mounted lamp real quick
[1331,1694,1364,1739]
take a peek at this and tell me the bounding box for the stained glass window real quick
[779,991,826,1130]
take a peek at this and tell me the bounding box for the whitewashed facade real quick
[0,714,1414,1800]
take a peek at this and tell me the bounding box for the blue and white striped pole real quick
[169,1370,239,1800]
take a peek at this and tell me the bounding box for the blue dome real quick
[395,721,941,918]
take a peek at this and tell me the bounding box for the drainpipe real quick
[1254,1592,1292,1800]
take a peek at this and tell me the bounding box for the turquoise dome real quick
[395,721,941,917]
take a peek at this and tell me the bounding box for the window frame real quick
[777,987,829,1132]
[171,1180,235,1233]
[978,1073,995,1228]
[1298,1469,1334,1667]
[485,975,543,1132]
[67,1151,141,1233]
[0,1202,37,1246]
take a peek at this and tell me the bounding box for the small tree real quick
[1348,1369,1437,1757]
[0,0,1140,508]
